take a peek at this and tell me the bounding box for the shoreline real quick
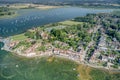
[0,13,18,19]
[7,3,61,10]
[1,42,120,73]
[1,3,120,9]
[13,51,120,73]
[0,36,120,73]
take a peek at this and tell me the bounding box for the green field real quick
[59,20,83,26]
[10,33,28,41]
[0,53,120,80]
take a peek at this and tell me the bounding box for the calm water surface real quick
[0,7,113,37]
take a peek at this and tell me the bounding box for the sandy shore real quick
[8,4,61,9]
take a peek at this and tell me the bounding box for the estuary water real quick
[0,7,113,37]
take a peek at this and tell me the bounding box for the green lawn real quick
[59,20,83,26]
[11,33,28,41]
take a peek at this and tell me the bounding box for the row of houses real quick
[52,48,84,61]
[89,48,118,64]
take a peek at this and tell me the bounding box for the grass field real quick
[59,20,83,26]
[10,33,28,41]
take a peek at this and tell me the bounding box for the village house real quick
[107,39,120,50]
[77,46,83,52]
[101,55,108,62]
[59,49,66,54]
[98,35,106,47]
[9,41,19,49]
[41,32,48,39]
[88,28,94,34]
[89,49,101,63]
[54,41,68,47]
[68,34,75,38]
[53,48,60,55]
[107,62,114,68]
[108,54,116,62]
[25,44,39,54]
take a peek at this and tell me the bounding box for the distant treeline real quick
[0,0,120,5]
[0,7,15,16]
[0,0,120,9]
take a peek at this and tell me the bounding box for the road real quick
[81,25,101,62]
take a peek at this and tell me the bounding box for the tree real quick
[36,31,42,39]
[115,32,120,42]
[50,29,67,41]
[25,31,35,39]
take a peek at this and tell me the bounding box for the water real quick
[0,7,113,37]
[0,53,79,80]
